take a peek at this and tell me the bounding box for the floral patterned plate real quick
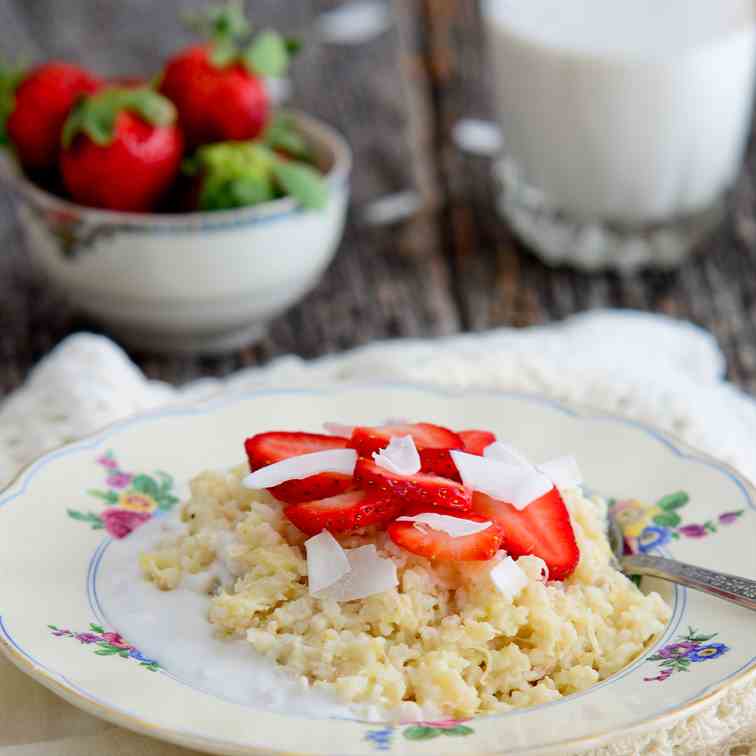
[0,385,754,755]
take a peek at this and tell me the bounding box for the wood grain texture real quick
[0,0,755,395]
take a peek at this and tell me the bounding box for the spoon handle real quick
[621,554,756,611]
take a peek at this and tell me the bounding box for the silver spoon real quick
[607,511,756,611]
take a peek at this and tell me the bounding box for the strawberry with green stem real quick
[60,86,183,212]
[160,1,298,148]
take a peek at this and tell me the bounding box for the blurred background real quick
[1,0,756,394]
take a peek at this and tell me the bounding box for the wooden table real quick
[2,0,756,395]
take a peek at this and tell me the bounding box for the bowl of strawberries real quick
[0,4,351,354]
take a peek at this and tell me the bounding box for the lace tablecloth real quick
[1,310,754,755]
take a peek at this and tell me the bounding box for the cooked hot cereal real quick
[140,465,670,718]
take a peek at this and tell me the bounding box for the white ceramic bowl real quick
[2,112,351,354]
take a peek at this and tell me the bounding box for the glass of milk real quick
[482,0,756,272]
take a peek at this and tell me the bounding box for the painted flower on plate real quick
[677,523,708,538]
[106,472,133,489]
[613,500,661,538]
[687,643,729,662]
[101,508,150,539]
[637,525,672,553]
[117,491,157,513]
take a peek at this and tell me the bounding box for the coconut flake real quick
[490,556,529,601]
[373,435,421,476]
[243,449,357,489]
[323,422,355,438]
[305,531,351,594]
[396,513,492,538]
[450,450,551,509]
[516,555,550,583]
[483,442,534,469]
[538,455,583,489]
[506,471,554,510]
[313,544,397,602]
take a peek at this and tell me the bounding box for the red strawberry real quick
[244,431,354,505]
[348,423,463,478]
[387,506,503,562]
[458,430,497,455]
[59,87,183,212]
[159,6,296,148]
[471,488,580,580]
[355,458,472,512]
[3,61,102,175]
[269,475,354,506]
[284,490,404,535]
[160,45,268,148]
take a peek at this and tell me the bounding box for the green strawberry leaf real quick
[243,30,291,77]
[62,86,176,148]
[192,141,278,211]
[285,37,302,56]
[656,492,689,511]
[0,61,25,146]
[652,512,681,528]
[210,37,238,68]
[272,159,328,210]
[262,112,312,160]
[183,1,250,42]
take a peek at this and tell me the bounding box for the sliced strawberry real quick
[458,430,497,455]
[355,458,472,512]
[245,431,348,468]
[387,506,502,562]
[245,432,353,505]
[284,491,404,535]
[348,423,463,478]
[471,488,580,580]
[267,475,354,506]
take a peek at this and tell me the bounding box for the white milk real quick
[483,0,756,225]
[96,513,432,722]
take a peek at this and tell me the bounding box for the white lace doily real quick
[1,310,754,755]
